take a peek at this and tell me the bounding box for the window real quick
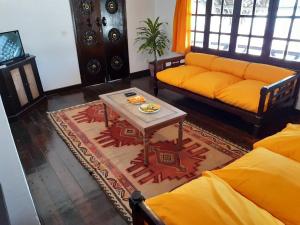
[236,0,269,56]
[270,0,300,62]
[208,0,234,51]
[191,0,207,48]
[190,0,300,66]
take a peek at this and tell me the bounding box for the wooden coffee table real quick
[99,87,187,166]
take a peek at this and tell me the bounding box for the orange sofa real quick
[130,123,300,225]
[153,53,300,135]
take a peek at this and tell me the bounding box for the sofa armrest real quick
[129,191,165,225]
[258,73,300,114]
[150,56,185,77]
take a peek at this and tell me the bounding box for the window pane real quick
[296,2,300,16]
[241,0,253,15]
[191,32,195,46]
[197,0,207,14]
[210,16,221,32]
[286,41,300,61]
[273,18,292,38]
[270,40,287,59]
[236,36,249,53]
[251,17,267,36]
[191,16,196,30]
[221,17,232,33]
[196,16,205,31]
[291,19,300,40]
[209,33,219,49]
[195,32,204,48]
[255,0,269,16]
[238,18,252,35]
[223,0,234,15]
[249,37,263,56]
[192,0,197,14]
[212,0,222,14]
[277,0,296,16]
[219,34,230,51]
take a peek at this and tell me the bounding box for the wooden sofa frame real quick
[152,56,300,136]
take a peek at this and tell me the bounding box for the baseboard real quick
[130,69,150,79]
[45,84,83,95]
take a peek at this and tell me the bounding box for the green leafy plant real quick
[135,17,170,69]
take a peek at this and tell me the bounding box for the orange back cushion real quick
[244,63,295,84]
[211,57,250,78]
[185,52,218,70]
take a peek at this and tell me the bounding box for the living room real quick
[0,0,299,225]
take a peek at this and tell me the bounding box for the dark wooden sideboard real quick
[0,55,45,119]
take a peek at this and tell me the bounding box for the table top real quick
[99,87,187,131]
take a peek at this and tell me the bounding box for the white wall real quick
[0,0,82,91]
[0,97,40,225]
[126,0,155,73]
[0,0,178,90]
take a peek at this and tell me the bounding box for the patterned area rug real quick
[48,100,248,223]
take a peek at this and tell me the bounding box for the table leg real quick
[103,103,109,128]
[177,119,184,151]
[143,133,149,166]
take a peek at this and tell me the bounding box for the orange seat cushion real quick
[244,63,295,84]
[254,123,300,162]
[182,72,242,99]
[211,57,250,78]
[216,80,268,113]
[146,172,283,225]
[156,65,207,87]
[212,148,300,225]
[185,52,218,70]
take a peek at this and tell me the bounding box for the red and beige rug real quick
[48,100,248,223]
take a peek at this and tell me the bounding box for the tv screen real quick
[0,31,25,65]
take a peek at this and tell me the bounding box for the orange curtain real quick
[172,0,192,54]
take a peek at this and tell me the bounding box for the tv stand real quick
[0,55,45,119]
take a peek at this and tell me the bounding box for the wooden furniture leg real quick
[103,103,109,128]
[177,119,184,151]
[143,133,150,166]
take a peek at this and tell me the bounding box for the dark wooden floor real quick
[9,76,300,225]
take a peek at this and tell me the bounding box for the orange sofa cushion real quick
[216,80,268,113]
[156,65,207,87]
[212,148,300,225]
[254,123,300,162]
[244,63,295,84]
[185,52,218,70]
[211,57,250,78]
[182,72,242,99]
[146,172,283,225]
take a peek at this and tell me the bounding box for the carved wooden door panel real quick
[69,0,129,86]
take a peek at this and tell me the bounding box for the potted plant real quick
[135,17,170,83]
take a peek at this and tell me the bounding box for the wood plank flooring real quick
[9,76,300,225]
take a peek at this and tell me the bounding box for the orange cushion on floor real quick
[182,72,242,99]
[254,123,300,162]
[212,148,300,225]
[156,65,207,87]
[185,52,218,70]
[216,80,268,113]
[146,172,284,225]
[211,57,250,78]
[244,63,295,84]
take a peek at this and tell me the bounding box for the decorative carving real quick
[108,28,121,42]
[87,59,101,74]
[83,30,97,46]
[79,0,93,15]
[105,0,118,14]
[111,56,123,70]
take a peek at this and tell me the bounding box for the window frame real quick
[190,0,300,71]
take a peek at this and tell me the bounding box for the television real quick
[0,30,25,65]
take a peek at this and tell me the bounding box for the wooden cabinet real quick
[0,55,45,118]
